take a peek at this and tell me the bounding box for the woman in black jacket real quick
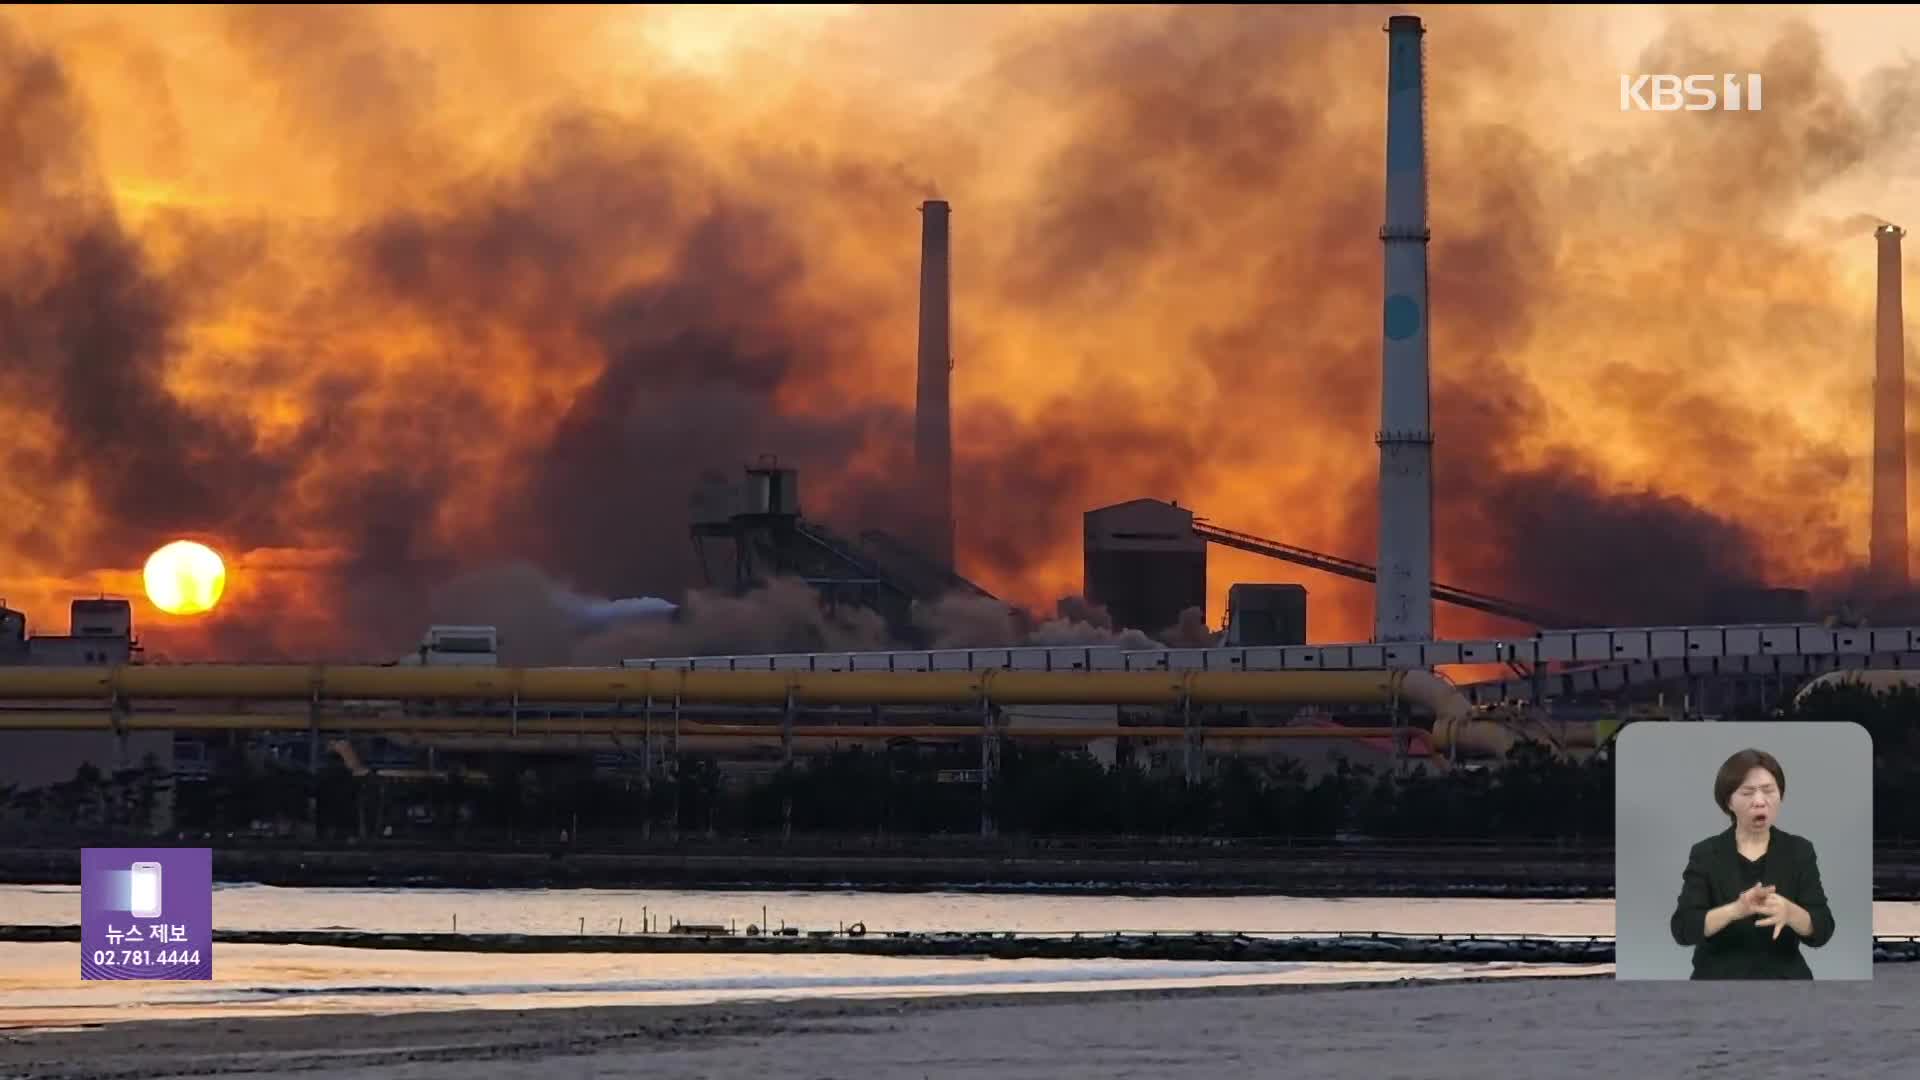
[1669,748,1836,979]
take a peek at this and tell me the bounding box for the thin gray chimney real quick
[915,199,954,573]
[1872,223,1909,594]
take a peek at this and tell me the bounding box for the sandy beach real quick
[4,967,1917,1079]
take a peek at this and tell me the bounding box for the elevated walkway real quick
[1191,519,1585,628]
[625,622,1920,670]
[621,623,1920,707]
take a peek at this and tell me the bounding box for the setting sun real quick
[143,541,227,616]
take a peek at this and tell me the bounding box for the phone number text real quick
[90,949,202,966]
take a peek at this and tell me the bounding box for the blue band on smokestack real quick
[1384,295,1422,340]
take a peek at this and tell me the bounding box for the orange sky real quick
[2,4,1918,659]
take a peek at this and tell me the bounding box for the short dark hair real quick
[1714,748,1785,821]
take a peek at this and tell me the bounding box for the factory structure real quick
[6,12,1920,832]
[688,456,999,642]
[0,598,139,667]
[0,598,173,819]
[679,197,988,643]
[597,11,1920,736]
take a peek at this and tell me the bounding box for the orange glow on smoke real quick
[0,5,1913,659]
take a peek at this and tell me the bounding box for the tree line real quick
[2,682,1914,846]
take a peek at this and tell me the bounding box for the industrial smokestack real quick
[916,199,955,573]
[1374,14,1434,643]
[1872,222,1910,595]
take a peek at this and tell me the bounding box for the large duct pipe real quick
[1792,668,1920,710]
[916,199,955,573]
[0,664,1473,717]
[1873,223,1910,595]
[1430,712,1615,758]
[1375,14,1435,644]
[1399,669,1470,726]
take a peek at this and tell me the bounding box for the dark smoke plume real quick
[6,6,1920,660]
[431,563,1175,664]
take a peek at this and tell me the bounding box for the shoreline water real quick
[9,844,1920,898]
[0,923,1630,963]
[0,942,1603,1033]
[6,883,1914,1075]
[0,844,1618,898]
[0,887,1629,1040]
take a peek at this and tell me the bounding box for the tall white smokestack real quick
[1374,14,1434,643]
[916,199,955,572]
[1872,222,1909,595]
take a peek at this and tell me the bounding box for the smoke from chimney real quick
[915,198,955,573]
[1374,14,1434,643]
[1872,222,1910,595]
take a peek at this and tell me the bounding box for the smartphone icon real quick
[129,862,163,920]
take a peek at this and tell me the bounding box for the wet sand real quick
[3,967,1916,1079]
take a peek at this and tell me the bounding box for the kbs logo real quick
[1620,74,1763,112]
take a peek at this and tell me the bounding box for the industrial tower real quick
[1374,14,1435,643]
[916,199,955,574]
[1873,223,1910,595]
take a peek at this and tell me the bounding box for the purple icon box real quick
[81,847,213,980]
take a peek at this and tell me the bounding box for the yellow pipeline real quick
[0,664,1467,716]
[0,711,1454,767]
[0,712,1437,741]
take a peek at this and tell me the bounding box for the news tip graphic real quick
[81,847,213,980]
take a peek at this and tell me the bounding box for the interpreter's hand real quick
[1755,892,1800,940]
[1735,882,1776,918]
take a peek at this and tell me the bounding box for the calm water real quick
[0,944,1599,1030]
[6,884,1628,937]
[6,886,1918,1030]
